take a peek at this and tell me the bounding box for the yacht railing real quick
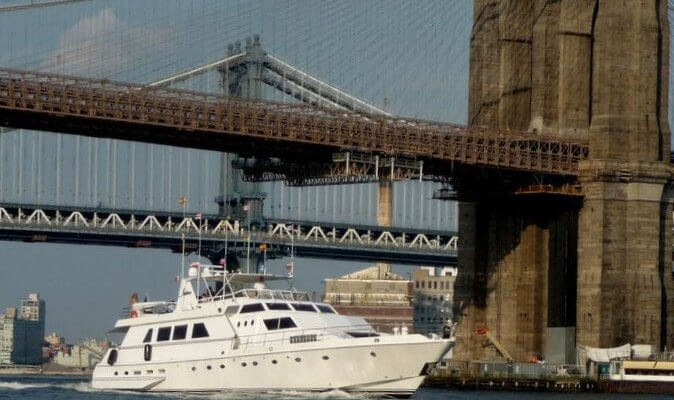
[230,323,376,351]
[197,289,312,304]
[120,302,176,318]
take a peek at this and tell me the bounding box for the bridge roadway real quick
[0,203,458,265]
[0,69,589,177]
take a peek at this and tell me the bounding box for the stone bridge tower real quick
[454,0,674,361]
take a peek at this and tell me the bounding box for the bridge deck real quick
[0,69,589,176]
[0,204,458,266]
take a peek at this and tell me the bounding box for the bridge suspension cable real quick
[0,0,91,13]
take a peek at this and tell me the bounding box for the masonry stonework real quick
[454,0,674,361]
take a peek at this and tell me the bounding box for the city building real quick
[323,265,413,333]
[45,332,65,348]
[0,308,17,365]
[412,267,457,334]
[0,293,46,365]
[53,338,108,370]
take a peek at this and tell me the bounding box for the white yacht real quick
[92,264,454,396]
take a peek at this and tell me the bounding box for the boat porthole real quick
[322,356,329,360]
[191,366,196,372]
[114,371,118,376]
[252,361,258,366]
[237,322,240,327]
[218,308,222,313]
[272,360,277,364]
[244,321,247,326]
[370,352,376,357]
[221,351,225,355]
[295,357,301,362]
[241,362,247,367]
[124,371,128,375]
[251,320,254,326]
[374,338,380,343]
[207,365,212,370]
[220,364,225,369]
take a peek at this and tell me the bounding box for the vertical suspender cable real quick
[74,135,80,205]
[93,139,98,206]
[130,142,135,208]
[36,133,42,203]
[149,145,154,210]
[18,132,23,202]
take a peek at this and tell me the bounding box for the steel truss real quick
[0,205,458,265]
[0,69,590,176]
[237,152,424,185]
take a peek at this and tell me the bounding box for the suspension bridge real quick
[1,0,672,362]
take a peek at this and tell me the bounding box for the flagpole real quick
[290,223,295,289]
[223,220,228,289]
[196,213,202,302]
[198,216,202,261]
[181,233,185,279]
[180,196,186,280]
[245,203,250,274]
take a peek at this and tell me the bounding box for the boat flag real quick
[195,213,202,220]
[178,196,186,206]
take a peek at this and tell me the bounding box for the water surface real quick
[1,375,673,400]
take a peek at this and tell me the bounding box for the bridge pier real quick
[456,0,674,361]
[454,196,578,362]
[576,160,674,349]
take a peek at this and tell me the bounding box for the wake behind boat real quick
[92,264,454,396]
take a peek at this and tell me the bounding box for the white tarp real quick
[577,343,631,363]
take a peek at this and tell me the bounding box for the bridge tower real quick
[216,36,266,224]
[454,0,674,362]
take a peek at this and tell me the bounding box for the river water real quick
[1,375,673,400]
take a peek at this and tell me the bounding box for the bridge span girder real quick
[0,204,458,266]
[0,68,589,178]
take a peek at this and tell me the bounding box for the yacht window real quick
[192,323,209,338]
[225,305,240,317]
[264,318,280,330]
[316,304,336,314]
[291,303,317,312]
[265,302,291,310]
[107,349,118,365]
[263,317,297,330]
[347,331,380,338]
[240,303,265,313]
[157,327,171,342]
[279,317,297,329]
[142,329,153,343]
[172,325,187,340]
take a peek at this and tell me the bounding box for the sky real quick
[0,0,472,341]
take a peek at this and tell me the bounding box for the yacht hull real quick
[92,339,451,396]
